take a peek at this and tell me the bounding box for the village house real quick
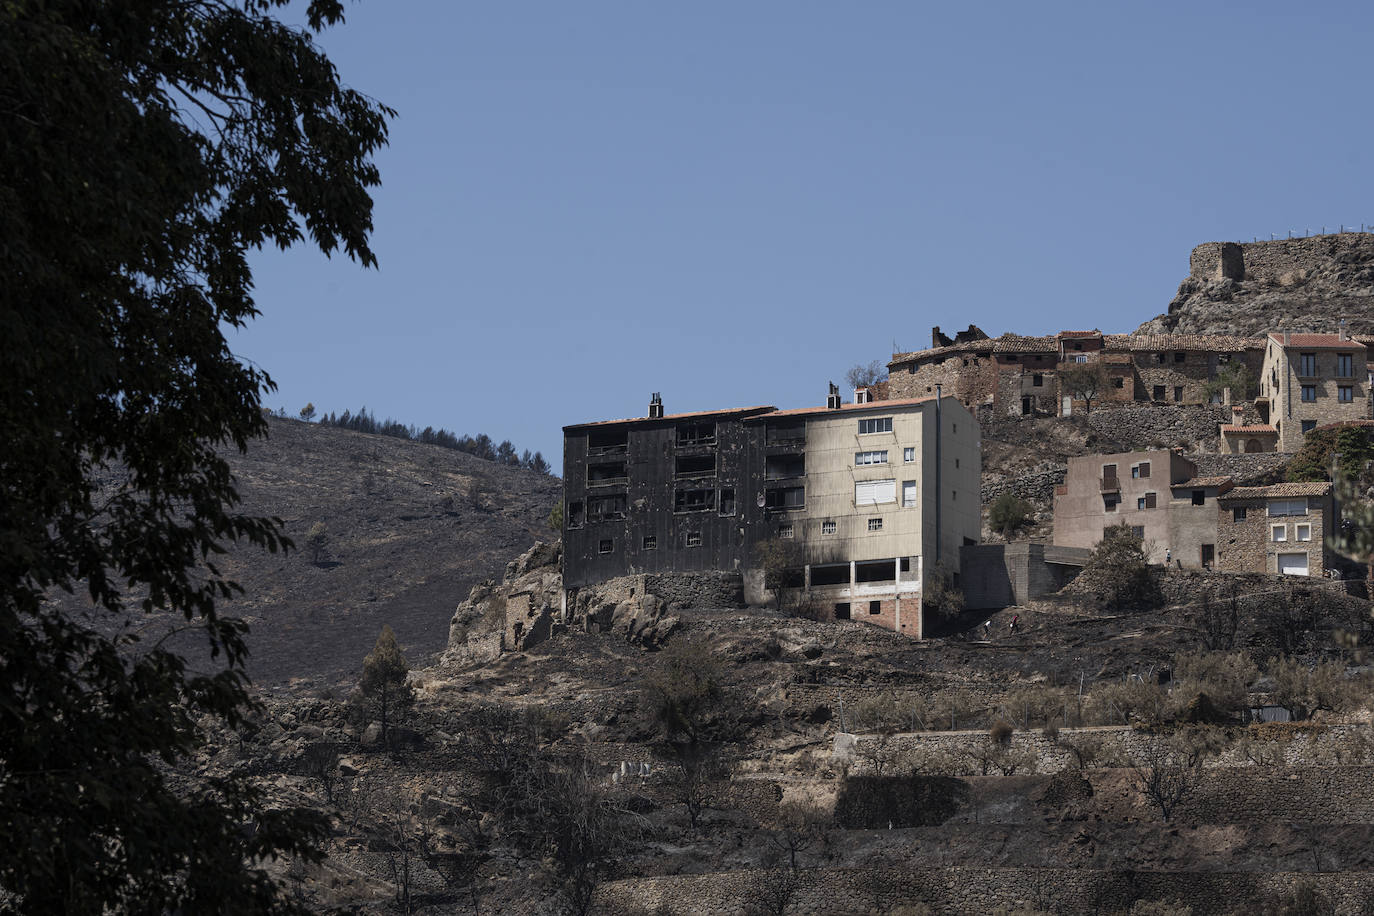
[1256,331,1371,452]
[1052,449,1230,568]
[561,390,981,638]
[1216,482,1337,577]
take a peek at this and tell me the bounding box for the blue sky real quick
[235,2,1374,465]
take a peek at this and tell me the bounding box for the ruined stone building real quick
[1256,331,1370,453]
[886,328,1265,418]
[1053,451,1340,577]
[562,391,981,637]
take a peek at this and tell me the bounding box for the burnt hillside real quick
[202,417,560,685]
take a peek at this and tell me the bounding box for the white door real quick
[902,480,917,507]
[1061,396,1072,417]
[1277,552,1309,576]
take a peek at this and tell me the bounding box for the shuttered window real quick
[855,479,897,506]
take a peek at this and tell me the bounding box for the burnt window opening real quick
[856,560,894,583]
[766,486,805,511]
[598,538,613,554]
[778,524,794,539]
[567,501,584,528]
[587,428,628,454]
[869,600,882,616]
[766,454,805,479]
[1192,490,1206,506]
[677,422,716,446]
[834,602,851,620]
[766,421,805,445]
[587,461,627,484]
[810,564,849,587]
[718,489,736,516]
[685,531,702,548]
[675,454,716,477]
[642,535,657,550]
[674,488,715,513]
[587,494,626,521]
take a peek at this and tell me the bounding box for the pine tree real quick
[358,625,415,747]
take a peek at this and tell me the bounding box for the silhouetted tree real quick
[357,626,415,748]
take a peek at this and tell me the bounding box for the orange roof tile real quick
[1221,424,1277,434]
[1102,334,1264,352]
[1268,333,1368,350]
[1058,330,1102,338]
[1174,477,1234,490]
[1220,482,1333,500]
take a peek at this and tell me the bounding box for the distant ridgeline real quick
[314,406,554,475]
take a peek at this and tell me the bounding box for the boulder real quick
[360,722,383,748]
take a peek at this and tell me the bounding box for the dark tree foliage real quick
[355,625,416,748]
[1059,362,1110,415]
[316,406,555,474]
[1287,425,1374,484]
[0,1,390,911]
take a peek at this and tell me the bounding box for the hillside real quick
[1137,232,1374,338]
[185,417,560,686]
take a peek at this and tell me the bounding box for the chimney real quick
[1339,318,1349,341]
[1283,330,1291,346]
[647,392,664,419]
[826,382,842,410]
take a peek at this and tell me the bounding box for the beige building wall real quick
[1053,450,1195,564]
[1259,334,1369,452]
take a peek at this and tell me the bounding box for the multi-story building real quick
[1216,482,1336,577]
[561,392,980,637]
[1052,449,1230,567]
[1256,332,1370,452]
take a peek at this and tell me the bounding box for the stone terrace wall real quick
[642,572,745,609]
[596,866,1374,916]
[1085,403,1236,450]
[1191,234,1374,283]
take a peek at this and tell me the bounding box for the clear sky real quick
[234,2,1374,466]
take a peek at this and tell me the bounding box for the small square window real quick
[903,447,915,463]
[1296,524,1311,542]
[1192,490,1205,507]
[642,536,657,550]
[779,524,794,539]
[1033,373,1044,387]
[1113,378,1124,389]
[1137,496,1147,510]
[1338,385,1353,403]
[867,518,882,532]
[1174,352,1186,363]
[821,520,836,535]
[1152,385,1165,400]
[1301,420,1317,435]
[1233,507,1247,522]
[1272,525,1286,543]
[868,600,882,615]
[685,532,702,548]
[598,539,613,554]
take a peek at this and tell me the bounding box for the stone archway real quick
[1245,438,1262,453]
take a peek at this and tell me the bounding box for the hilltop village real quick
[553,236,1374,643]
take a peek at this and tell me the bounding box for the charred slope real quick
[207,417,560,685]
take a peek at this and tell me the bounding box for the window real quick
[1339,385,1354,403]
[765,486,805,510]
[674,454,715,477]
[674,488,714,513]
[1233,507,1247,522]
[900,557,912,572]
[821,520,836,535]
[598,538,613,554]
[779,524,794,539]
[719,489,736,516]
[1132,462,1151,479]
[685,532,702,548]
[867,518,883,532]
[869,600,882,615]
[588,494,626,521]
[1272,524,1287,543]
[1175,352,1186,363]
[903,447,915,463]
[1131,526,1145,538]
[1192,490,1206,506]
[1299,353,1317,377]
[1174,386,1183,402]
[1269,498,1308,517]
[1301,385,1317,402]
[1301,420,1317,434]
[1137,492,1157,510]
[855,450,889,466]
[567,500,585,528]
[1113,378,1124,389]
[588,461,627,484]
[1104,493,1119,512]
[1071,354,1087,364]
[766,454,805,479]
[858,417,893,434]
[1032,373,1044,387]
[902,480,917,507]
[855,479,896,505]
[1152,385,1166,400]
[1296,524,1311,542]
[1338,353,1354,378]
[677,422,715,446]
[1102,463,1118,485]
[642,536,657,550]
[1155,353,1166,364]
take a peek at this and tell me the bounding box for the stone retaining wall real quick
[596,865,1374,916]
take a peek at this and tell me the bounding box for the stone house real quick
[1052,449,1230,567]
[1256,332,1371,452]
[886,328,1264,417]
[1215,482,1336,577]
[561,391,981,638]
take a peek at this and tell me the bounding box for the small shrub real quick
[304,521,329,565]
[989,720,1014,746]
[1079,524,1162,611]
[989,492,1035,538]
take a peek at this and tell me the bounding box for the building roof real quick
[1267,332,1368,350]
[1220,424,1278,434]
[1173,476,1235,490]
[1100,333,1264,352]
[763,394,943,419]
[563,405,775,431]
[1219,481,1333,501]
[1058,330,1102,338]
[1314,419,1374,433]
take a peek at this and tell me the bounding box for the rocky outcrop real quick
[441,540,563,666]
[1138,233,1374,337]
